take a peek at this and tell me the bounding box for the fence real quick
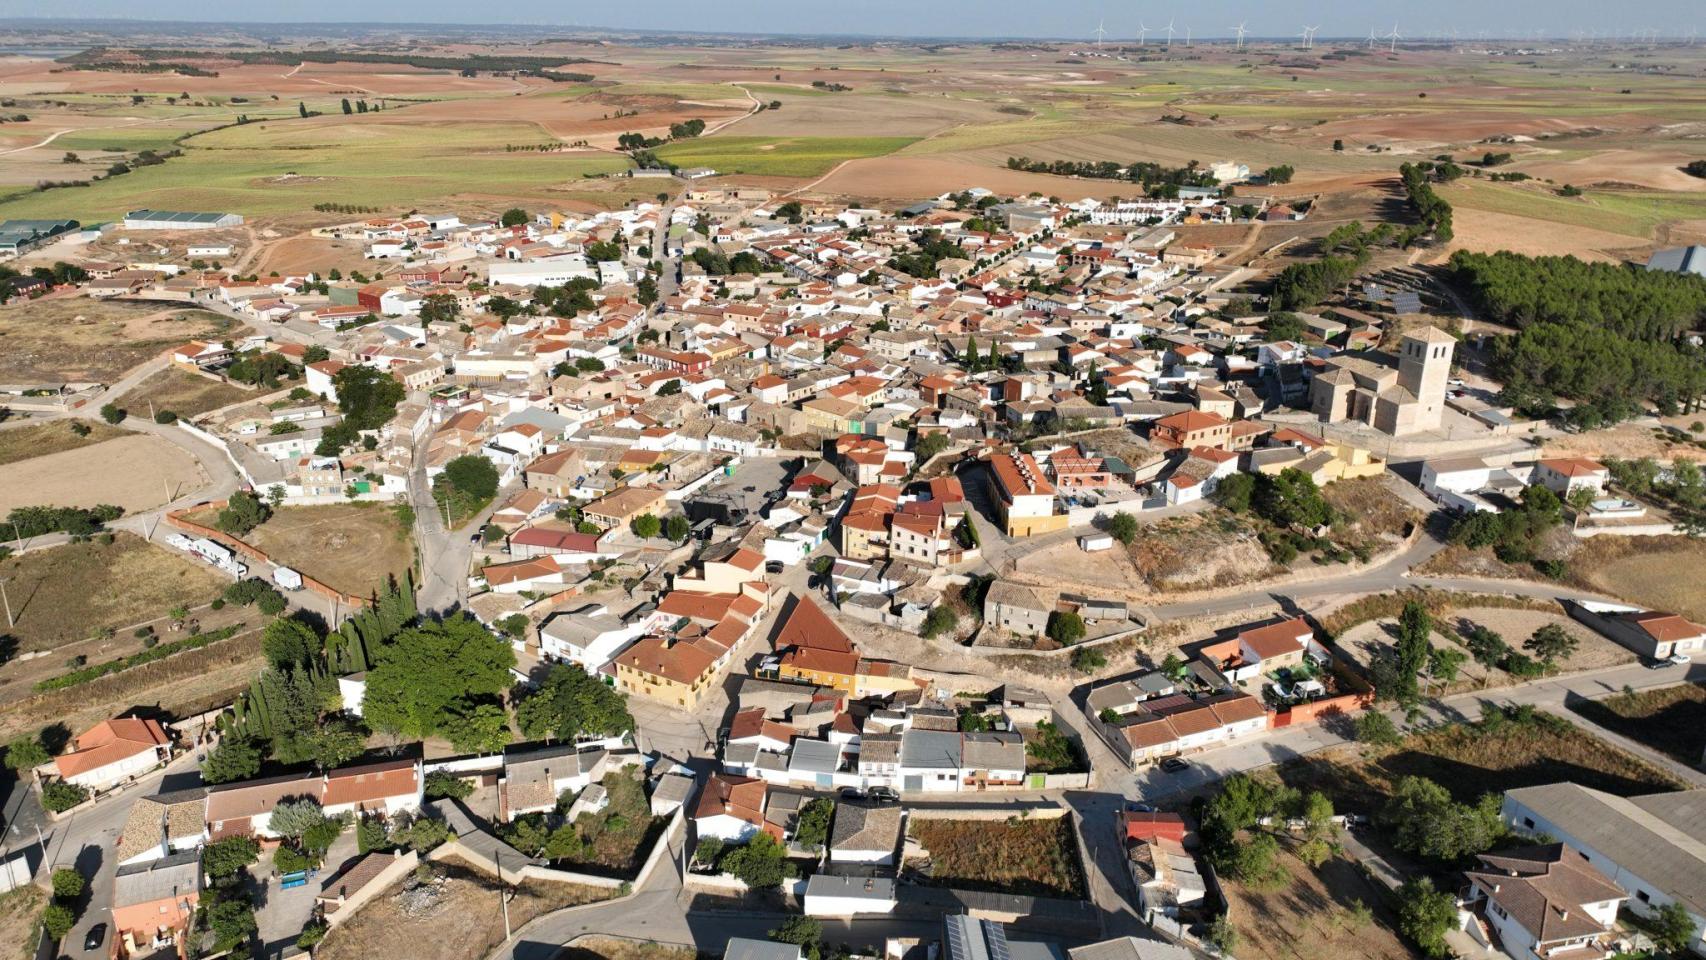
[435,807,685,892]
[0,846,39,895]
[323,851,419,928]
[163,501,373,611]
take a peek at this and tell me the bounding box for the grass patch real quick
[0,420,128,468]
[556,938,698,960]
[124,367,254,419]
[35,622,246,691]
[0,533,228,652]
[907,815,1085,899]
[1442,179,1706,240]
[653,135,918,177]
[553,769,668,876]
[1568,683,1706,769]
[0,885,46,960]
[1577,537,1706,622]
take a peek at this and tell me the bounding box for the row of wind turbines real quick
[1092,19,1405,53]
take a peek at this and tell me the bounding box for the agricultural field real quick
[236,502,414,598]
[906,815,1085,899]
[0,419,127,467]
[123,366,256,419]
[1576,537,1706,622]
[316,858,609,960]
[1568,683,1706,769]
[0,432,206,514]
[0,533,227,653]
[654,135,920,178]
[0,298,235,385]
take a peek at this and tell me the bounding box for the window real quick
[1637,891,1651,904]
[1523,817,1534,829]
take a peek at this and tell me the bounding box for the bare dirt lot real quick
[0,432,206,514]
[0,532,227,654]
[317,857,610,960]
[0,885,47,960]
[558,937,697,960]
[1225,846,1420,960]
[125,366,256,419]
[1338,606,1627,696]
[0,419,128,467]
[0,297,235,384]
[1578,537,1706,622]
[253,234,376,278]
[239,503,413,598]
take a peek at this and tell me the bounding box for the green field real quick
[1443,178,1706,239]
[0,114,632,219]
[654,134,918,177]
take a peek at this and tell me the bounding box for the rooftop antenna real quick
[1095,18,1107,50]
[1165,17,1176,48]
[1387,22,1402,53]
[1234,21,1248,50]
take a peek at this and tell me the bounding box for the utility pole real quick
[0,578,12,629]
[495,849,512,940]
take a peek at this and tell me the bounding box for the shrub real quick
[42,902,76,941]
[41,780,89,812]
[51,868,85,899]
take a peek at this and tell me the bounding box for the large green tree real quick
[362,615,515,742]
[332,365,405,431]
[514,664,635,742]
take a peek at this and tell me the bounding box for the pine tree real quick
[341,98,352,115]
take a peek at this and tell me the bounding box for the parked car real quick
[1159,756,1191,773]
[839,787,867,801]
[765,560,785,575]
[84,924,106,951]
[1670,653,1693,666]
[1125,800,1156,813]
[868,786,901,803]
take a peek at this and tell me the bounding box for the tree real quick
[922,606,958,639]
[1255,469,1333,529]
[1228,830,1283,884]
[341,98,352,114]
[500,208,530,227]
[914,431,950,463]
[1391,600,1433,702]
[665,514,691,542]
[630,513,662,539]
[1651,901,1696,956]
[99,403,126,424]
[202,836,261,881]
[42,903,76,942]
[514,663,635,741]
[434,455,500,524]
[3,734,49,770]
[1396,876,1456,957]
[1047,611,1086,646]
[770,916,825,960]
[40,780,88,813]
[269,798,327,840]
[1264,311,1307,342]
[723,833,788,889]
[793,798,834,851]
[1381,775,1504,862]
[1106,512,1138,545]
[1213,472,1256,513]
[201,736,261,784]
[1206,915,1240,953]
[1072,645,1107,672]
[420,293,460,325]
[333,365,405,431]
[262,618,319,670]
[1524,623,1578,664]
[425,770,474,800]
[1354,710,1403,747]
[50,868,85,899]
[1428,645,1467,683]
[201,891,259,953]
[1465,626,1508,668]
[362,615,516,742]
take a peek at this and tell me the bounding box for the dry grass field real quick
[907,816,1085,899]
[0,433,206,514]
[0,533,227,652]
[0,419,128,467]
[239,503,414,598]
[1575,537,1706,622]
[317,858,610,960]
[557,938,698,960]
[0,298,235,384]
[1569,683,1706,769]
[125,366,256,419]
[1224,847,1420,960]
[0,885,47,960]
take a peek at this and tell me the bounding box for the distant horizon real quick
[2,2,1699,45]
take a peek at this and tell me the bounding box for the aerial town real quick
[0,12,1705,960]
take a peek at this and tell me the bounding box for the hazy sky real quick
[28,0,1700,41]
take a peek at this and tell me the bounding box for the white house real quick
[692,773,776,844]
[802,874,897,917]
[1465,843,1625,960]
[828,803,903,866]
[1503,783,1706,956]
[1534,458,1609,498]
[539,605,643,673]
[1419,456,1494,499]
[54,718,171,792]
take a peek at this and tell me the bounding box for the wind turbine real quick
[1386,22,1402,53]
[1165,17,1176,48]
[1233,21,1248,51]
[1137,21,1150,45]
[1094,18,1107,51]
[1366,27,1379,49]
[1306,25,1321,49]
[1298,25,1310,48]
[1185,25,1192,47]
